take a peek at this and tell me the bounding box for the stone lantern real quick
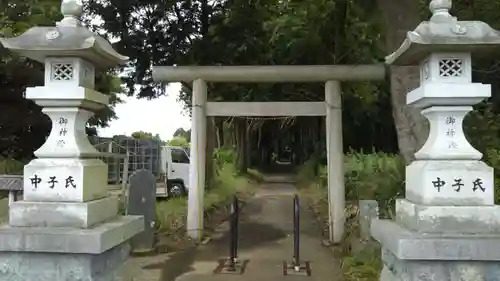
[0,0,143,279]
[371,1,500,280]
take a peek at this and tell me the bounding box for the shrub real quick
[343,151,405,218]
[298,151,405,219]
[213,147,236,168]
[0,158,25,174]
[155,149,253,236]
[341,245,382,281]
[297,152,405,281]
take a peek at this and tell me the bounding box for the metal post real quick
[214,195,247,275]
[293,194,300,270]
[233,196,239,260]
[283,194,311,276]
[228,195,239,271]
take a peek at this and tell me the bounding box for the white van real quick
[158,146,190,197]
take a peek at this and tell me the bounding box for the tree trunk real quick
[226,120,235,148]
[245,123,251,168]
[389,67,428,163]
[214,117,224,148]
[377,0,429,164]
[205,116,216,185]
[235,118,249,172]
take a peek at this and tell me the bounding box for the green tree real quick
[131,131,164,143]
[86,0,207,97]
[168,136,189,147]
[173,127,191,142]
[88,0,399,171]
[89,0,500,172]
[131,131,153,140]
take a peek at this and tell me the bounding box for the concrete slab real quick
[372,218,500,260]
[0,215,144,254]
[9,196,119,228]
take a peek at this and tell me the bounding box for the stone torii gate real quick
[152,65,385,242]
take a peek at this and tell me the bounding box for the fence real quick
[89,136,162,183]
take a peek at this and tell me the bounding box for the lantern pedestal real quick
[0,216,142,281]
[371,1,500,280]
[0,1,143,280]
[373,220,500,281]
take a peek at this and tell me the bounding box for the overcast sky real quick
[98,83,191,141]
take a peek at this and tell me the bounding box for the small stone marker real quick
[358,200,378,241]
[127,169,157,251]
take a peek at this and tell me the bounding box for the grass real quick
[296,152,404,281]
[0,158,25,175]
[246,168,265,183]
[341,245,382,281]
[299,180,381,281]
[155,163,258,237]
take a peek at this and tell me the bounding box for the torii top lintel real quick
[152,65,386,83]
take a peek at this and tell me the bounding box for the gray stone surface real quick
[396,199,500,234]
[359,200,379,240]
[0,241,132,281]
[372,219,500,260]
[0,175,23,191]
[9,196,118,228]
[386,11,500,66]
[171,178,343,281]
[0,215,143,254]
[381,247,500,281]
[127,169,156,250]
[0,25,128,69]
[380,266,398,281]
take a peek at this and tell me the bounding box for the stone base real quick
[372,219,500,260]
[0,215,144,254]
[379,248,500,281]
[372,219,500,280]
[24,158,109,203]
[406,160,494,206]
[396,199,500,234]
[9,196,119,228]
[0,241,132,281]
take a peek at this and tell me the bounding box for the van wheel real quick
[168,182,186,197]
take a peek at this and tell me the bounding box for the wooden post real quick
[187,79,207,240]
[122,150,130,209]
[325,80,345,243]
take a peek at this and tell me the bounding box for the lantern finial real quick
[59,0,84,26]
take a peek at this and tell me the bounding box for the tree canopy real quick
[173,128,191,142]
[84,0,500,169]
[5,0,500,170]
[131,131,164,143]
[168,136,189,147]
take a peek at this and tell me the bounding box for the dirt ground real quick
[126,196,242,281]
[127,175,342,281]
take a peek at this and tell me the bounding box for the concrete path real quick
[160,175,342,281]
